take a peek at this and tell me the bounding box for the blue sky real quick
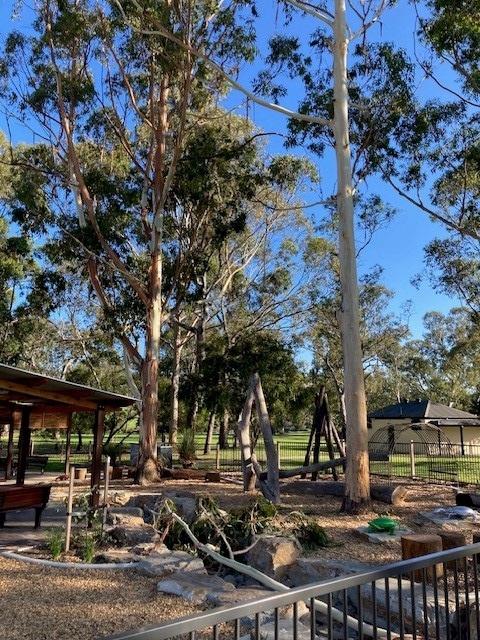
[0,0,460,339]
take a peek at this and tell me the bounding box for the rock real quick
[247,535,301,579]
[130,542,170,556]
[138,550,205,576]
[207,586,273,607]
[94,549,138,564]
[106,510,145,526]
[356,525,412,544]
[157,491,197,524]
[109,523,159,547]
[285,557,372,588]
[157,571,235,604]
[109,491,132,506]
[125,493,160,512]
[243,619,323,640]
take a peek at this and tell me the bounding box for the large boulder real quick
[155,491,197,524]
[285,557,372,588]
[157,571,235,605]
[109,523,159,547]
[247,535,301,580]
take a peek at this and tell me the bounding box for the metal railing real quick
[108,542,480,640]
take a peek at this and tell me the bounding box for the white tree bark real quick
[333,0,371,510]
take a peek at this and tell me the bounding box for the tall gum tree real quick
[0,0,258,483]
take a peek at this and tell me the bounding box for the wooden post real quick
[276,442,281,469]
[311,388,326,481]
[103,455,110,527]
[65,466,75,552]
[410,440,416,478]
[236,379,256,492]
[29,439,34,456]
[215,443,220,471]
[90,405,105,511]
[16,406,32,485]
[5,413,15,481]
[460,425,465,456]
[64,413,72,475]
[253,373,280,504]
[401,534,443,582]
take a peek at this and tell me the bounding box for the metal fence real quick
[108,542,480,640]
[369,441,480,486]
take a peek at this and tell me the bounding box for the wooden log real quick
[260,458,346,480]
[205,471,221,483]
[401,534,443,582]
[236,377,256,492]
[253,373,280,504]
[440,531,469,569]
[284,480,410,505]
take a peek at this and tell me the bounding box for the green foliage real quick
[178,430,197,462]
[81,532,96,564]
[46,527,64,560]
[291,513,332,550]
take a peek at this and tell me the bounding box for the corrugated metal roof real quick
[369,399,478,420]
[0,363,138,414]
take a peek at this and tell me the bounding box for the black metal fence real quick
[107,542,480,640]
[369,441,480,486]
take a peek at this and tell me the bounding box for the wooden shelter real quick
[0,363,137,508]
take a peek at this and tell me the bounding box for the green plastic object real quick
[367,516,398,535]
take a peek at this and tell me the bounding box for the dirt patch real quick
[0,556,200,640]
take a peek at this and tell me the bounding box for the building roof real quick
[0,363,138,421]
[369,399,479,421]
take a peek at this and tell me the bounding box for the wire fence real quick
[369,441,480,486]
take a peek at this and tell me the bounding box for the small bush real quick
[178,429,197,462]
[292,513,332,550]
[82,532,96,563]
[46,527,64,560]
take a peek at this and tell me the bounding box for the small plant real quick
[178,429,197,466]
[291,512,332,550]
[46,527,64,560]
[82,532,96,563]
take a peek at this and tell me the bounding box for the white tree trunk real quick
[333,0,370,511]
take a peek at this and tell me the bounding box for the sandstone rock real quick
[109,523,159,547]
[125,493,160,512]
[207,586,272,607]
[94,549,138,564]
[156,491,197,524]
[106,510,145,527]
[247,535,301,579]
[157,571,235,604]
[285,557,372,587]
[138,550,205,576]
[130,542,170,556]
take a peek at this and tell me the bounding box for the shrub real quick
[178,430,197,463]
[292,513,332,550]
[46,527,64,560]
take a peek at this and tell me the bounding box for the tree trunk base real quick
[135,456,160,485]
[340,495,371,514]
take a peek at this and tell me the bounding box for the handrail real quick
[107,541,480,639]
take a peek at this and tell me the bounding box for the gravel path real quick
[0,557,200,640]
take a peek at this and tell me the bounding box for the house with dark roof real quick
[368,399,480,446]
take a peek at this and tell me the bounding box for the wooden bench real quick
[0,484,52,528]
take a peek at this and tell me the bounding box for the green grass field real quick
[3,429,480,484]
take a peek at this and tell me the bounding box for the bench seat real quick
[0,484,52,528]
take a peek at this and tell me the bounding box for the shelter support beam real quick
[90,405,105,511]
[16,406,32,485]
[4,413,15,480]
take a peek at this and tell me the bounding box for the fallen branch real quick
[153,504,396,639]
[260,458,346,480]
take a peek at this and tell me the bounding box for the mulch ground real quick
[0,556,200,640]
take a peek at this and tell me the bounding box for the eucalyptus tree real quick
[0,0,257,482]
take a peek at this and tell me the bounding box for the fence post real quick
[216,443,220,470]
[410,440,416,479]
[29,439,34,455]
[65,466,75,552]
[276,442,281,469]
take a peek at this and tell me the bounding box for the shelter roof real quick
[368,399,478,421]
[0,363,137,422]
